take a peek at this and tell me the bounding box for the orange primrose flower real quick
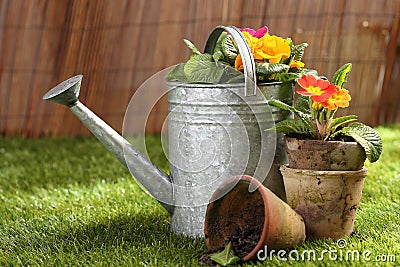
[297,74,337,103]
[321,87,351,110]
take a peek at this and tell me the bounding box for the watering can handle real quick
[204,25,257,97]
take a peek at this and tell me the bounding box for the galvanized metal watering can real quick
[43,26,292,237]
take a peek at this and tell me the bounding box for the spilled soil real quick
[201,202,264,265]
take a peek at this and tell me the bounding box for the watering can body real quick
[167,82,277,236]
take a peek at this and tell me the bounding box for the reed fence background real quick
[1,0,399,137]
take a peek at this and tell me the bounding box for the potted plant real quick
[167,25,315,202]
[268,63,383,240]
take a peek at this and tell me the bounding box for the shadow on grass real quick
[8,210,205,264]
[60,213,173,247]
[0,136,169,194]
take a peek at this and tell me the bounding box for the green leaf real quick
[166,63,189,82]
[213,32,228,63]
[294,95,311,114]
[222,36,238,62]
[268,99,312,124]
[332,63,352,87]
[218,64,245,84]
[213,50,225,63]
[273,119,314,137]
[341,122,382,163]
[256,63,290,76]
[184,61,224,84]
[210,242,240,266]
[183,39,201,55]
[330,115,358,134]
[292,43,308,61]
[275,72,301,83]
[183,55,243,84]
[183,53,213,77]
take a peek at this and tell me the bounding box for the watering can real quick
[43,26,290,237]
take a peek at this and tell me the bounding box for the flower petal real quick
[240,28,256,36]
[290,60,305,68]
[235,54,244,70]
[321,87,351,110]
[296,75,337,103]
[297,74,314,89]
[253,26,268,38]
[297,88,314,96]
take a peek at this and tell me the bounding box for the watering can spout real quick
[43,75,174,214]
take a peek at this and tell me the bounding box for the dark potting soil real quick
[200,204,264,265]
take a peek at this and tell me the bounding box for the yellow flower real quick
[258,34,291,63]
[242,31,265,61]
[235,32,292,70]
[290,60,305,68]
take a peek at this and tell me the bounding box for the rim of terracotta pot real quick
[205,175,269,261]
[280,164,368,175]
[284,136,361,146]
[284,137,366,171]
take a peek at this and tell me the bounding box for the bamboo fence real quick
[0,0,399,137]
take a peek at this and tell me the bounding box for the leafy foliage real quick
[222,34,238,63]
[294,95,311,114]
[212,32,228,63]
[256,63,290,81]
[274,119,315,137]
[292,43,308,62]
[166,40,244,84]
[330,115,358,133]
[210,242,240,266]
[335,122,383,163]
[268,99,312,126]
[183,39,201,55]
[332,63,352,87]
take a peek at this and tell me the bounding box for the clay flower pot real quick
[285,137,366,171]
[281,137,368,240]
[204,175,305,262]
[281,165,368,241]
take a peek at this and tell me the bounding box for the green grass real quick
[0,126,399,266]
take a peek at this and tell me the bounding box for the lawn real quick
[0,125,399,266]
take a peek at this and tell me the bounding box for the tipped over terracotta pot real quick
[204,175,305,262]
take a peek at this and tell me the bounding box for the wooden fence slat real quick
[0,0,399,137]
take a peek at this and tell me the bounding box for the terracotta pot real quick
[204,175,305,261]
[285,137,366,171]
[281,165,368,240]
